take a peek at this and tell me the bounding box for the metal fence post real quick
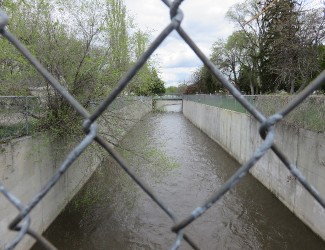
[25,96,29,135]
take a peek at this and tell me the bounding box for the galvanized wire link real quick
[0,29,89,118]
[0,182,30,250]
[172,126,276,232]
[1,0,325,249]
[0,9,8,30]
[85,8,183,128]
[9,124,98,231]
[94,135,200,250]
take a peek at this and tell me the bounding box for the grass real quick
[186,95,325,132]
[0,123,26,141]
[0,121,40,142]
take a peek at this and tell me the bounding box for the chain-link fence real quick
[101,96,152,111]
[0,96,43,142]
[0,1,325,249]
[184,94,325,132]
[0,96,151,143]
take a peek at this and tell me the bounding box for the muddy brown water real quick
[32,104,325,249]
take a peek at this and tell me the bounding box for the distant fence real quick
[184,95,325,132]
[99,96,151,111]
[0,96,151,142]
[0,96,43,141]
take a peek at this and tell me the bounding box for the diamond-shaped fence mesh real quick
[1,1,325,249]
[0,96,43,142]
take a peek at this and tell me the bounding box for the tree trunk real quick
[290,80,295,94]
[250,79,254,95]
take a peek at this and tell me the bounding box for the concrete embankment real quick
[0,98,152,250]
[183,100,325,241]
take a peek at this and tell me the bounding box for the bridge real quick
[153,95,183,111]
[152,94,183,101]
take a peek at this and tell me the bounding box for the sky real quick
[124,0,244,87]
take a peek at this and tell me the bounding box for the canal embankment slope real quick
[183,99,325,241]
[0,97,152,250]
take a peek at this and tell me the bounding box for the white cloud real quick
[162,67,198,87]
[154,33,201,68]
[124,0,243,86]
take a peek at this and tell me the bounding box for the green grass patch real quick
[186,95,325,132]
[0,121,41,142]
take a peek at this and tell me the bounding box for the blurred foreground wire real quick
[0,1,325,249]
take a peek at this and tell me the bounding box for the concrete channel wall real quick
[0,98,152,250]
[183,100,325,241]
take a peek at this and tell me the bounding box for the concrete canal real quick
[32,104,325,249]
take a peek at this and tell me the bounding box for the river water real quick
[33,104,325,249]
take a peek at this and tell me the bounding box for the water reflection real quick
[33,111,325,250]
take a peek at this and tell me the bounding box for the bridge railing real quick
[1,2,325,249]
[152,94,183,100]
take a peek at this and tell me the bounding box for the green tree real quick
[226,0,265,94]
[128,29,165,96]
[105,0,130,85]
[149,67,165,95]
[165,86,178,94]
[225,0,324,94]
[188,64,221,94]
[209,31,256,93]
[0,0,164,137]
[295,6,325,92]
[128,29,151,95]
[261,0,301,93]
[166,83,188,95]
